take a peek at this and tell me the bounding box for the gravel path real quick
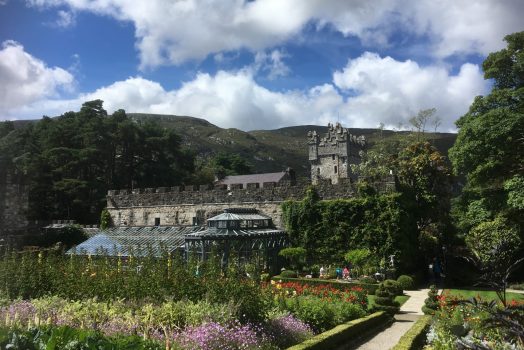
[347,289,430,350]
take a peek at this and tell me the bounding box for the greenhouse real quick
[184,208,288,271]
[67,226,203,256]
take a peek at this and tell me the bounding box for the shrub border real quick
[271,276,379,294]
[286,311,392,350]
[391,315,432,350]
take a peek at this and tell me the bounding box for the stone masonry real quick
[0,159,29,238]
[308,122,366,184]
[107,124,381,228]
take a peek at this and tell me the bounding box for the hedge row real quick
[286,311,392,350]
[391,315,432,350]
[272,276,379,294]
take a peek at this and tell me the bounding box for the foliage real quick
[34,226,87,249]
[280,270,298,278]
[281,191,421,274]
[422,285,440,315]
[279,247,307,271]
[99,209,112,230]
[372,283,399,315]
[0,326,162,350]
[465,216,523,306]
[382,279,402,296]
[265,314,313,348]
[391,315,432,350]
[0,248,271,324]
[449,32,524,239]
[269,281,367,333]
[427,290,524,349]
[344,249,373,277]
[396,275,415,291]
[209,152,253,180]
[0,101,195,224]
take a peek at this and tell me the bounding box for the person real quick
[319,266,325,278]
[432,257,442,285]
[336,267,342,279]
[343,266,349,280]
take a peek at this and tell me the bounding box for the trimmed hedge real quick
[271,276,379,294]
[391,315,432,350]
[286,311,392,350]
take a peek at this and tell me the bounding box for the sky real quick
[0,0,522,131]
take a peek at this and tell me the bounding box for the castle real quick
[106,123,386,228]
[308,122,366,184]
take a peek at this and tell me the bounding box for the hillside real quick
[128,113,457,177]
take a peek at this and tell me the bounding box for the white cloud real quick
[4,52,488,132]
[25,0,524,67]
[333,52,489,130]
[253,49,291,80]
[0,40,74,116]
[54,10,76,28]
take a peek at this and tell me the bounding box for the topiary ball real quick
[397,275,415,290]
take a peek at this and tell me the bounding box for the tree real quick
[278,247,307,272]
[449,31,524,236]
[344,248,373,277]
[466,217,522,306]
[409,108,437,141]
[211,152,252,179]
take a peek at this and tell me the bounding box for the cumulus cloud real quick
[25,0,524,67]
[5,52,488,131]
[253,49,291,80]
[0,40,74,116]
[333,52,489,130]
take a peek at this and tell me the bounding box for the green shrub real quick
[359,276,376,284]
[260,273,271,282]
[422,285,439,315]
[397,275,415,290]
[383,279,403,296]
[373,283,399,315]
[281,270,299,278]
[283,295,366,333]
[391,315,432,350]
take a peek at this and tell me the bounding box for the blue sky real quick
[0,0,522,131]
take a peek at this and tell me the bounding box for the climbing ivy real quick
[281,188,421,273]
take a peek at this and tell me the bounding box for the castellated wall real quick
[107,179,359,228]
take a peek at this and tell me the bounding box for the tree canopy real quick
[0,100,195,224]
[449,32,524,236]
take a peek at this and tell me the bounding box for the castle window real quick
[334,166,338,174]
[342,157,346,164]
[154,217,160,226]
[332,154,335,160]
[317,168,320,175]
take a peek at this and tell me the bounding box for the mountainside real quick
[127,113,457,177]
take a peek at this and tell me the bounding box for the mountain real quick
[127,113,457,177]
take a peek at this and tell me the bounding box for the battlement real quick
[106,178,360,209]
[307,122,366,147]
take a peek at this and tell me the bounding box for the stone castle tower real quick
[308,123,366,184]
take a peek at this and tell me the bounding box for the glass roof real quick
[67,226,204,256]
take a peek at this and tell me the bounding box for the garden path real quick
[346,288,431,350]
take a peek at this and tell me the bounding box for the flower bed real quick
[426,290,524,349]
[270,276,379,294]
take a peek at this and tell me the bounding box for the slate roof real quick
[217,171,287,187]
[67,226,203,256]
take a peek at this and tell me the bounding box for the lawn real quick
[367,294,410,310]
[444,288,524,302]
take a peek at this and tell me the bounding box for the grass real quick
[444,289,524,302]
[367,294,410,310]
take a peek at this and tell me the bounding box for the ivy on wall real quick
[281,187,421,273]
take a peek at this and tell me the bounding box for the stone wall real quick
[0,162,29,238]
[107,179,364,228]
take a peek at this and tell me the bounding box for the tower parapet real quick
[308,123,366,184]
